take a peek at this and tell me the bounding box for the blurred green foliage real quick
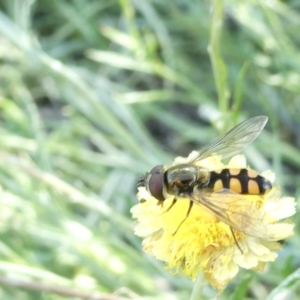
[0,0,299,299]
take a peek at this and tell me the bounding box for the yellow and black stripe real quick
[207,168,272,195]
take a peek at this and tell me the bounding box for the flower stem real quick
[189,272,206,300]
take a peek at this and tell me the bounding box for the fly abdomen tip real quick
[262,180,273,193]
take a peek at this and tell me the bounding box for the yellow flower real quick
[131,153,296,290]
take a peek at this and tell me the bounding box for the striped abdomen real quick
[207,168,272,195]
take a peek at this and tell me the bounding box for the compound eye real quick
[147,165,165,201]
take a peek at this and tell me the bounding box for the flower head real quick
[131,153,295,290]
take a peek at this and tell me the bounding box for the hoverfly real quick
[138,116,276,240]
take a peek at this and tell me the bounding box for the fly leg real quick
[159,197,193,235]
[165,198,177,211]
[230,226,243,253]
[173,200,193,235]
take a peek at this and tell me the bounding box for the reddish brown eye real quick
[147,165,165,201]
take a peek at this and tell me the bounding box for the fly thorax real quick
[165,164,199,196]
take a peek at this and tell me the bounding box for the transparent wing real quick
[190,186,281,240]
[188,116,268,163]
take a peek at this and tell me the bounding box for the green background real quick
[0,0,299,299]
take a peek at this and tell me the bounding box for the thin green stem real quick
[189,272,206,300]
[209,0,229,115]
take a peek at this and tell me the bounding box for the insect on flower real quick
[138,116,274,240]
[132,116,295,290]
